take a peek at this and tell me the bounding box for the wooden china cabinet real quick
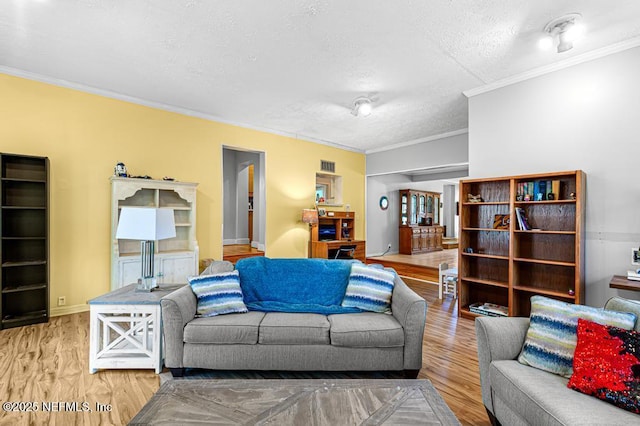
[398,189,443,254]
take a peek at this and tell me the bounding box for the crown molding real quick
[0,65,364,153]
[464,36,640,98]
[365,128,469,154]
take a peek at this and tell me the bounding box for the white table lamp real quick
[116,207,176,291]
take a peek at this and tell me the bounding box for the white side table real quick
[88,283,184,374]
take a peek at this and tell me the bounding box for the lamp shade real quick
[302,208,319,224]
[116,207,176,241]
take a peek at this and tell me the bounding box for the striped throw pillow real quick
[518,295,637,377]
[189,270,248,317]
[341,264,395,313]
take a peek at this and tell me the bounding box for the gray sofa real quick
[475,296,640,426]
[161,258,427,378]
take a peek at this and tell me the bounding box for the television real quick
[318,224,336,241]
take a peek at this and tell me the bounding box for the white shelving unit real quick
[110,177,199,290]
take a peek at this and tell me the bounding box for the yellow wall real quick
[0,73,365,313]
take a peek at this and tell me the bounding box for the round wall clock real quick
[379,196,389,210]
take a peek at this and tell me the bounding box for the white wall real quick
[468,46,640,307]
[366,132,468,176]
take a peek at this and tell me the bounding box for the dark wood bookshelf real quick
[458,170,585,319]
[0,153,49,329]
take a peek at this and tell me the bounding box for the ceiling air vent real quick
[320,160,335,173]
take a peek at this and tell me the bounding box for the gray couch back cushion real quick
[605,296,640,331]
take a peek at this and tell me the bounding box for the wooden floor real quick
[367,249,458,283]
[0,280,488,426]
[222,244,265,264]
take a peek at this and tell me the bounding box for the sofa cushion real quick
[200,260,234,276]
[328,312,404,347]
[341,263,395,313]
[183,311,265,344]
[518,295,637,377]
[189,270,248,317]
[605,296,640,331]
[568,319,640,414]
[490,359,640,426]
[258,313,330,345]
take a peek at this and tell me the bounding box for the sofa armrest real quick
[391,276,427,370]
[161,285,197,369]
[475,316,530,414]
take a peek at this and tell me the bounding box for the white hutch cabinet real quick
[110,177,199,290]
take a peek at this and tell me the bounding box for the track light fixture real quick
[351,97,373,117]
[539,13,584,53]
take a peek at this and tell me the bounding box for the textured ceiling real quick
[1,1,640,152]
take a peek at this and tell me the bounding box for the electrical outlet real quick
[58,296,66,306]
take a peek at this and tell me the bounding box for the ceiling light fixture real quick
[540,13,584,53]
[351,97,373,117]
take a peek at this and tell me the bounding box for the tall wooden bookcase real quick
[0,153,49,329]
[458,170,585,319]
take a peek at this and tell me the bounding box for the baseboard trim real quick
[51,304,89,317]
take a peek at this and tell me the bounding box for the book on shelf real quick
[518,179,561,202]
[469,302,508,317]
[514,207,530,230]
[536,180,546,201]
[551,180,561,200]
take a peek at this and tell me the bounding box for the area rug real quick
[131,378,460,425]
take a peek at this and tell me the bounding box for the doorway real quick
[222,147,266,262]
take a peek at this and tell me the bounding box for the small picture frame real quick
[493,214,510,230]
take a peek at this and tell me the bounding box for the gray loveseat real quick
[475,296,640,426]
[161,257,427,378]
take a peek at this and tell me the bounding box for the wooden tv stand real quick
[308,211,366,262]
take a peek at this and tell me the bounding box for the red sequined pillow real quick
[568,318,640,414]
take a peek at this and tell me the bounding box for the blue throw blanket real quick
[235,257,362,314]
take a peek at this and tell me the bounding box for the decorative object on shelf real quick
[570,192,577,200]
[114,162,128,177]
[301,208,319,226]
[493,214,510,230]
[116,207,176,292]
[467,194,483,203]
[162,176,175,181]
[379,196,389,210]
